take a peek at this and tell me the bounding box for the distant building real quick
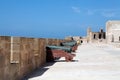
[72,36,80,41]
[65,20,120,48]
[65,28,106,44]
[65,36,87,44]
[87,27,106,43]
[106,21,120,47]
[65,36,73,41]
[79,36,88,44]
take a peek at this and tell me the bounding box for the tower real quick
[100,28,103,32]
[87,27,91,37]
[87,27,91,42]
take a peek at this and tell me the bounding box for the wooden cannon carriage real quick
[46,45,76,62]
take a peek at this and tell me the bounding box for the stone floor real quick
[23,43,120,80]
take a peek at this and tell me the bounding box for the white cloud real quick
[87,10,94,15]
[72,6,80,13]
[101,12,116,17]
[87,9,119,17]
[99,9,120,17]
[71,7,120,17]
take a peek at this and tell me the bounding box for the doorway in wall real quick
[93,34,96,39]
[111,35,114,42]
[81,40,83,43]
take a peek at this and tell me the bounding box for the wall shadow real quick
[21,62,55,80]
[21,59,78,80]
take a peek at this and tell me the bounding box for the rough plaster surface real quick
[106,21,120,43]
[25,43,120,80]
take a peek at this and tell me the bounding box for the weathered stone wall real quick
[0,36,12,80]
[87,29,106,43]
[0,36,64,80]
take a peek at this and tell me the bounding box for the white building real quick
[106,21,120,43]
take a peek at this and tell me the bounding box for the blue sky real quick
[0,0,120,39]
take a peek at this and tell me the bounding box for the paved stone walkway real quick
[23,43,120,80]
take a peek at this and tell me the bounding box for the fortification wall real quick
[0,36,64,80]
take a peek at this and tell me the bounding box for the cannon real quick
[61,41,77,47]
[46,45,76,62]
[46,45,72,53]
[61,41,78,52]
